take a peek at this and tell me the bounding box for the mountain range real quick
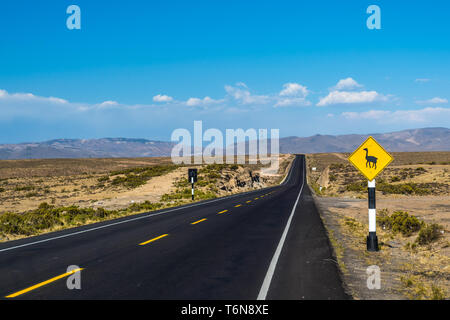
[0,127,448,160]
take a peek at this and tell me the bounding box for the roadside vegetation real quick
[0,201,162,238]
[377,209,445,248]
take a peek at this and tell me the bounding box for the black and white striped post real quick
[191,177,195,201]
[367,179,379,251]
[188,168,197,201]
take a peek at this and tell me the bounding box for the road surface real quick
[0,155,349,299]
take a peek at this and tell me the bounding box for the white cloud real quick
[275,83,311,107]
[317,90,386,106]
[153,94,173,103]
[275,97,311,107]
[235,82,248,88]
[97,100,119,108]
[279,83,308,97]
[224,85,270,105]
[416,97,448,105]
[342,107,450,123]
[415,78,431,83]
[0,89,69,104]
[332,77,363,91]
[186,96,223,107]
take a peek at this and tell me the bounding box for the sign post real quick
[367,179,377,251]
[188,169,198,201]
[348,136,393,252]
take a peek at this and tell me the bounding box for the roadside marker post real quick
[188,169,198,201]
[348,136,394,252]
[367,179,378,251]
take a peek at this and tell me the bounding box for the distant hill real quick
[0,138,175,160]
[279,127,450,154]
[0,128,448,160]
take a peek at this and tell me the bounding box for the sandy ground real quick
[90,167,187,210]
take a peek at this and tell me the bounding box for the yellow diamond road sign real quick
[348,136,394,181]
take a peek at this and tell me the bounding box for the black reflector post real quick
[188,169,198,201]
[367,179,379,251]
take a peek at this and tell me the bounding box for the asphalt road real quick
[0,155,349,300]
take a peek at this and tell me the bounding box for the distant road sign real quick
[348,136,394,181]
[188,168,198,183]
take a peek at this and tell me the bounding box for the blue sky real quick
[0,0,449,143]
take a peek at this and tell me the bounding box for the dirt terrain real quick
[307,152,450,300]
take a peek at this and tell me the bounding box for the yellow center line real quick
[246,200,252,203]
[191,218,207,225]
[234,204,242,207]
[5,268,84,298]
[255,197,259,200]
[139,233,169,246]
[217,210,228,214]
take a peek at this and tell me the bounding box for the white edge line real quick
[257,157,304,300]
[0,158,297,254]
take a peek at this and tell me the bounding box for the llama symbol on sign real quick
[363,148,378,169]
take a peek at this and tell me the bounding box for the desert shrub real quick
[111,174,145,188]
[94,207,108,218]
[196,180,209,187]
[22,212,61,231]
[377,210,422,236]
[431,285,446,300]
[415,223,443,245]
[97,176,109,183]
[329,174,337,182]
[161,188,217,202]
[346,181,366,192]
[377,183,431,195]
[207,172,221,180]
[343,217,364,232]
[25,192,39,198]
[128,201,162,212]
[15,185,34,192]
[0,212,32,235]
[0,187,4,192]
[71,214,89,225]
[195,190,217,200]
[310,182,322,195]
[390,175,401,182]
[330,163,345,170]
[208,185,219,193]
